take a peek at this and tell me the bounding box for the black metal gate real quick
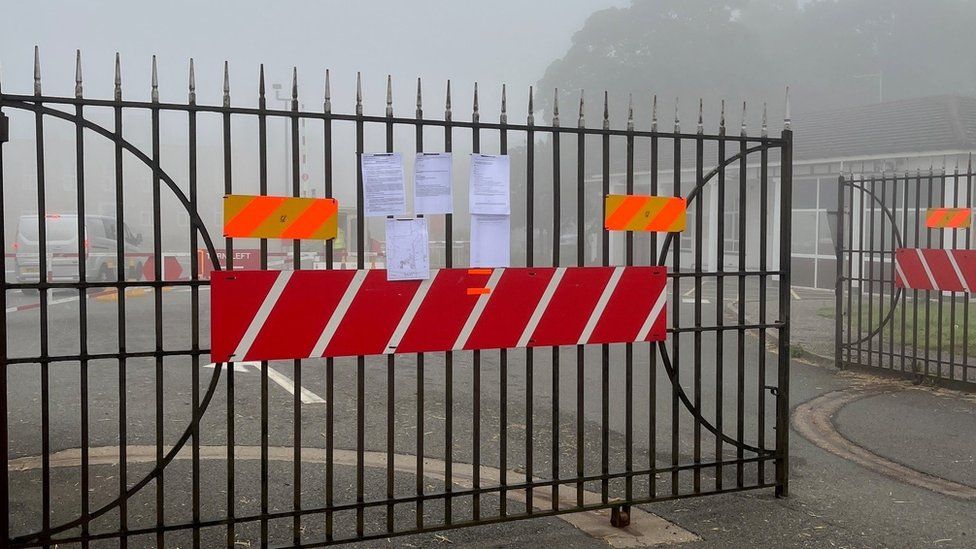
[835,169,975,386]
[1,50,792,547]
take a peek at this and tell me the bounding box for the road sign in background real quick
[210,266,668,362]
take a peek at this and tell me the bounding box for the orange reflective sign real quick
[926,208,971,229]
[224,195,339,240]
[604,194,686,232]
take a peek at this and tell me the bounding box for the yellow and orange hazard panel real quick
[223,194,338,240]
[604,194,686,232]
[925,207,971,229]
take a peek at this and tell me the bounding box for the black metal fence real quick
[835,169,975,386]
[1,49,792,547]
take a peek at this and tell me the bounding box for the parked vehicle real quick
[14,213,144,284]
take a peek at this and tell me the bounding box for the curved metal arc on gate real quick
[1,97,228,545]
[838,177,906,348]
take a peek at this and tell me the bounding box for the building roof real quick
[792,95,976,161]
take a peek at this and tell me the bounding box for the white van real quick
[14,213,144,283]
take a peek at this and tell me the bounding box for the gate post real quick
[775,125,793,498]
[834,175,846,369]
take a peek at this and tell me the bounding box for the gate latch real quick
[764,385,780,396]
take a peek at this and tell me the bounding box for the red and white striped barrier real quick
[210,266,668,362]
[894,248,976,293]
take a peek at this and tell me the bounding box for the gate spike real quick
[673,97,680,132]
[386,74,393,117]
[602,91,609,130]
[627,94,634,131]
[415,77,422,117]
[740,101,747,136]
[258,64,265,99]
[784,85,791,130]
[74,50,83,98]
[222,61,230,108]
[552,88,559,127]
[324,69,331,113]
[528,86,535,125]
[500,84,507,124]
[33,45,41,96]
[291,67,299,102]
[577,90,584,128]
[355,72,362,115]
[696,98,703,134]
[188,58,196,104]
[472,82,479,123]
[114,52,122,101]
[762,102,768,137]
[445,79,451,121]
[151,55,159,103]
[719,100,726,133]
[651,94,657,132]
[968,152,972,173]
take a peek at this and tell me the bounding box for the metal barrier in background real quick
[1,49,792,547]
[835,169,975,386]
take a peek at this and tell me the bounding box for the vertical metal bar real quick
[256,65,270,548]
[526,86,536,513]
[692,102,703,494]
[444,81,457,521]
[187,59,201,549]
[845,174,855,370]
[900,172,909,374]
[498,85,508,517]
[0,81,8,549]
[713,110,727,492]
[866,176,876,370]
[575,91,585,508]
[735,123,747,488]
[648,97,658,499]
[221,62,236,548]
[670,102,681,498]
[878,174,887,370]
[472,83,482,521]
[834,176,846,371]
[856,175,865,367]
[73,51,91,548]
[912,171,922,374]
[388,75,398,534]
[963,160,972,382]
[624,96,635,502]
[289,69,303,547]
[149,56,165,549]
[935,170,946,379]
[775,126,793,498]
[757,115,769,484]
[888,174,897,373]
[600,91,609,505]
[924,171,934,377]
[112,53,129,548]
[355,73,366,537]
[33,50,52,549]
[323,68,335,543]
[948,168,959,380]
[551,89,562,512]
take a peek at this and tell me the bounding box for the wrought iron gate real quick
[835,169,975,386]
[1,49,792,547]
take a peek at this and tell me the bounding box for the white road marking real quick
[204,361,326,404]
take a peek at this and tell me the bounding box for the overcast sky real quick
[2,0,629,116]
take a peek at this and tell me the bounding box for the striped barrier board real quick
[925,207,972,229]
[210,266,668,362]
[223,194,338,240]
[604,194,686,232]
[894,248,976,293]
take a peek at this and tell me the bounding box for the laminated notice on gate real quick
[414,153,454,215]
[385,217,430,281]
[362,152,406,217]
[469,154,510,215]
[209,266,668,362]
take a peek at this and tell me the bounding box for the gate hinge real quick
[764,385,780,396]
[0,112,9,144]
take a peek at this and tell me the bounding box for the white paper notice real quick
[385,217,430,281]
[470,214,510,268]
[469,154,510,215]
[414,152,453,215]
[362,153,406,217]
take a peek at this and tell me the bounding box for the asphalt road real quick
[3,282,975,548]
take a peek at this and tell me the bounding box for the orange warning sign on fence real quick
[604,194,686,232]
[925,207,971,229]
[223,195,338,240]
